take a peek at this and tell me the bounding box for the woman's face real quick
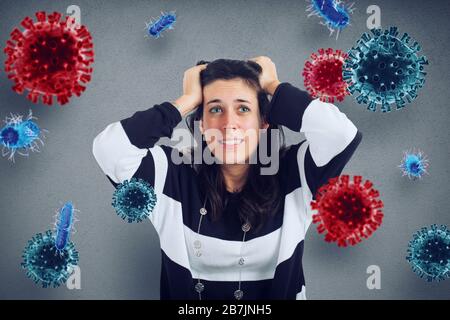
[199,78,269,164]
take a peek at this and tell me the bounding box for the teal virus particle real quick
[406,224,450,282]
[399,149,429,180]
[54,202,78,251]
[343,27,428,112]
[112,177,157,223]
[145,11,176,39]
[0,110,46,161]
[21,230,79,288]
[306,0,355,39]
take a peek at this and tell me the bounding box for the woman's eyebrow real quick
[206,98,251,105]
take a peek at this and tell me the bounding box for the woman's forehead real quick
[203,79,257,100]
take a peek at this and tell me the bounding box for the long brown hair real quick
[186,59,287,232]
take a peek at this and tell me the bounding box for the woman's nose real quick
[222,112,239,131]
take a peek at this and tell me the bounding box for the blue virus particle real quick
[343,26,428,112]
[0,110,46,162]
[406,224,450,282]
[21,230,79,288]
[145,11,176,39]
[54,202,77,251]
[112,178,157,223]
[399,149,429,180]
[306,0,355,38]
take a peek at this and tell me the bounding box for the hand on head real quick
[248,56,281,96]
[173,63,207,116]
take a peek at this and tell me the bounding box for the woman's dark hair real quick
[186,59,287,232]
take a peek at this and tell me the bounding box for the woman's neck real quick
[221,164,250,193]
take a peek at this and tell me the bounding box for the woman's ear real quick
[261,121,269,130]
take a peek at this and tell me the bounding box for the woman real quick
[92,56,362,300]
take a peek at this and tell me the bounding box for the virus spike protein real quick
[4,11,94,105]
[343,26,428,112]
[406,224,450,282]
[302,48,350,103]
[311,175,384,247]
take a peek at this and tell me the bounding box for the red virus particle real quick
[4,11,94,105]
[302,48,349,103]
[311,175,384,247]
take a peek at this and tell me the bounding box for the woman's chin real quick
[222,153,249,165]
[210,152,243,165]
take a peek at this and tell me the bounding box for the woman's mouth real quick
[219,138,244,149]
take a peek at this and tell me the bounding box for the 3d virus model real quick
[0,110,46,162]
[399,149,429,180]
[145,11,176,39]
[306,0,355,38]
[406,224,450,282]
[54,202,78,251]
[302,48,350,103]
[4,11,94,105]
[311,175,384,247]
[112,178,157,223]
[21,230,79,288]
[343,26,428,112]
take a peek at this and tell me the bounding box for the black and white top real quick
[92,83,362,300]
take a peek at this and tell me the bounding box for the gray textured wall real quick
[0,0,449,299]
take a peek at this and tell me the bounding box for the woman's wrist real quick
[172,95,199,117]
[266,80,281,96]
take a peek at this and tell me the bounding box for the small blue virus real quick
[21,230,79,288]
[112,178,157,223]
[145,11,176,39]
[0,110,46,162]
[306,0,355,39]
[406,224,450,282]
[343,27,428,112]
[399,149,429,180]
[54,202,77,251]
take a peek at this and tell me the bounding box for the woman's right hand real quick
[172,64,208,117]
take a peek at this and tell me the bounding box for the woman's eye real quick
[239,105,250,112]
[209,106,222,113]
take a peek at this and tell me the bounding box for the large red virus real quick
[4,11,94,105]
[302,48,349,103]
[311,175,384,247]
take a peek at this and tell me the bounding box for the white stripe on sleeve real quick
[92,122,148,183]
[301,99,357,167]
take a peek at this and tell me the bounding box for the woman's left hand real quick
[249,56,281,96]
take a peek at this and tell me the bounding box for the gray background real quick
[0,0,449,299]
